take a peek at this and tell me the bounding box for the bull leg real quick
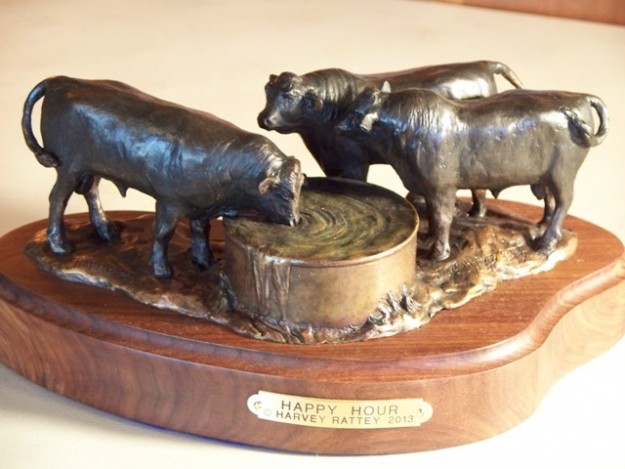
[468,189,487,217]
[83,176,118,241]
[537,182,572,256]
[47,172,78,255]
[150,201,181,279]
[427,189,456,261]
[190,217,214,270]
[531,183,555,228]
[541,190,556,228]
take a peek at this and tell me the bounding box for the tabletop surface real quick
[1,1,624,468]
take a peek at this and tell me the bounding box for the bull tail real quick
[562,95,609,147]
[488,61,524,89]
[22,78,60,168]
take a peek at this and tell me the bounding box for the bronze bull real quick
[337,86,609,260]
[22,76,304,278]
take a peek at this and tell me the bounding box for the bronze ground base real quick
[24,196,576,344]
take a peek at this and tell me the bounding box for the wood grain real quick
[433,0,625,25]
[0,200,624,454]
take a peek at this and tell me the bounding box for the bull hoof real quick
[430,246,451,262]
[96,221,120,242]
[153,265,173,279]
[537,244,556,258]
[47,238,74,256]
[468,205,486,218]
[150,257,173,279]
[192,253,215,271]
[536,236,558,257]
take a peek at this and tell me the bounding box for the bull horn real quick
[360,112,378,132]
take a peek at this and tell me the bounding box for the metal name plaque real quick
[247,391,433,429]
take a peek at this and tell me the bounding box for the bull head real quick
[335,83,392,137]
[257,157,303,227]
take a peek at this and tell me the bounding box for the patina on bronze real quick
[258,61,524,216]
[21,76,304,279]
[258,61,523,181]
[336,86,609,261]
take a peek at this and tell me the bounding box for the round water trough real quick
[223,177,418,332]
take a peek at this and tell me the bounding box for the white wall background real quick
[1,1,624,468]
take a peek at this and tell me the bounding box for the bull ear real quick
[269,74,278,84]
[258,175,279,195]
[381,81,391,93]
[303,92,324,112]
[292,156,303,174]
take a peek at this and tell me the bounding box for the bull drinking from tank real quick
[22,76,304,278]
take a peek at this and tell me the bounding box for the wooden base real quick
[0,200,624,455]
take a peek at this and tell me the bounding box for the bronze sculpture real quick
[336,86,609,260]
[2,63,621,457]
[21,76,304,278]
[16,69,608,341]
[258,61,524,216]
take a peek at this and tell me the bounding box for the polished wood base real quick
[0,201,624,455]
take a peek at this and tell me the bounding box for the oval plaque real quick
[247,391,433,429]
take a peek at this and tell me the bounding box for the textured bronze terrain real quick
[25,198,575,344]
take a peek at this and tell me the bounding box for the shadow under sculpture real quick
[21,76,600,344]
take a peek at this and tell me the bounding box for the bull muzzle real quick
[288,213,300,227]
[267,210,300,227]
[257,111,275,130]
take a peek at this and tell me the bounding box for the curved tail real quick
[562,95,609,147]
[488,61,524,89]
[22,78,59,167]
